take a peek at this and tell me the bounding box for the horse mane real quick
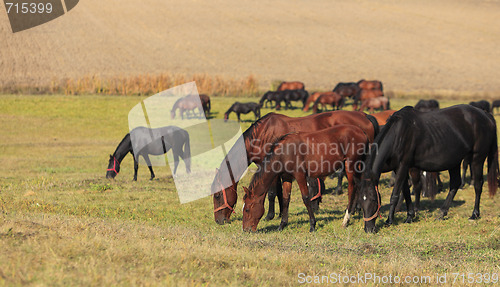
[242,112,275,139]
[224,103,238,115]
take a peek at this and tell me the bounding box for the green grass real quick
[0,94,499,286]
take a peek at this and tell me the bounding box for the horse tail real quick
[487,120,499,197]
[379,81,384,92]
[365,114,380,140]
[183,131,191,173]
[207,97,211,113]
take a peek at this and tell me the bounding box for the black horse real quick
[469,100,491,113]
[282,89,309,109]
[224,102,261,122]
[358,105,499,233]
[106,126,191,181]
[414,99,440,112]
[259,91,288,109]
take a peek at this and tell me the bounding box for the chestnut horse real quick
[277,81,305,91]
[302,92,322,112]
[242,125,370,232]
[312,92,344,113]
[199,94,211,116]
[360,97,390,112]
[370,110,396,126]
[357,79,383,91]
[212,111,380,224]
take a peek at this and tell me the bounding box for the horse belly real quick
[414,145,469,172]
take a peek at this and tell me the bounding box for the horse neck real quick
[113,133,132,162]
[368,122,398,178]
[248,153,282,198]
[224,104,235,116]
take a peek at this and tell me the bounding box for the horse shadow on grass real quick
[257,209,345,232]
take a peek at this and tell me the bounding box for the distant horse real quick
[357,79,383,91]
[357,105,498,233]
[469,100,491,113]
[302,92,322,112]
[224,102,261,122]
[353,89,384,110]
[359,97,390,112]
[312,92,344,113]
[259,91,288,109]
[491,100,500,114]
[414,99,439,112]
[199,94,211,116]
[171,95,204,119]
[333,82,360,99]
[282,89,309,109]
[106,126,191,181]
[370,110,396,126]
[242,125,370,232]
[277,81,305,91]
[212,111,380,225]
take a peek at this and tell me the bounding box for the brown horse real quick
[370,110,396,126]
[312,92,344,113]
[199,94,211,116]
[242,125,371,232]
[170,95,204,119]
[357,79,383,91]
[277,81,305,91]
[302,92,322,112]
[360,97,390,112]
[353,89,384,110]
[212,111,380,224]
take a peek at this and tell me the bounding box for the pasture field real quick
[0,94,499,286]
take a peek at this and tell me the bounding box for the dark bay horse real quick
[171,95,205,119]
[312,92,344,113]
[259,91,288,109]
[414,99,439,112]
[282,89,309,109]
[199,94,211,116]
[277,81,305,91]
[469,100,491,113]
[242,125,371,232]
[106,126,191,181]
[212,111,380,224]
[333,82,360,99]
[224,102,261,122]
[358,105,499,233]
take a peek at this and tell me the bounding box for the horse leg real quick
[237,113,241,122]
[469,159,484,220]
[460,158,469,189]
[342,167,358,227]
[438,167,461,219]
[410,168,422,212]
[133,155,139,181]
[265,177,279,221]
[143,154,155,180]
[436,172,443,193]
[278,180,292,231]
[387,165,414,225]
[296,174,316,232]
[335,171,344,195]
[173,152,180,175]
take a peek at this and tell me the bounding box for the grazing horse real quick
[212,111,380,225]
[357,79,383,91]
[259,91,288,109]
[359,97,390,112]
[357,105,499,233]
[282,89,309,109]
[242,125,371,232]
[171,95,204,119]
[333,82,360,99]
[224,102,261,122]
[312,92,344,113]
[414,99,439,112]
[491,100,500,114]
[469,100,491,113]
[106,126,191,181]
[302,92,322,112]
[199,94,211,116]
[353,89,384,110]
[277,81,305,91]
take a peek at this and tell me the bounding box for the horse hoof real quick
[278,223,287,231]
[384,219,393,226]
[264,214,275,221]
[469,214,480,220]
[404,217,413,224]
[335,189,343,195]
[309,227,316,232]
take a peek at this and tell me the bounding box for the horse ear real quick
[109,154,113,159]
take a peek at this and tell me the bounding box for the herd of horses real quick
[106,81,499,234]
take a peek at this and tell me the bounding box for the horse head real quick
[242,186,265,232]
[212,168,238,224]
[106,155,120,179]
